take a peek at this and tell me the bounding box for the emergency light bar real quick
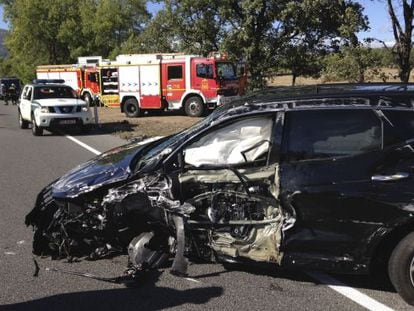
[208,51,228,60]
[32,79,65,84]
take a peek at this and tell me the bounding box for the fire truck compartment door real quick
[140,65,160,96]
[119,66,140,93]
[140,65,161,109]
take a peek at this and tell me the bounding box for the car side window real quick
[383,110,414,145]
[284,110,382,161]
[184,116,273,167]
[22,87,31,100]
[26,87,32,100]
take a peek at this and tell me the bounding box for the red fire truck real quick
[36,56,102,106]
[36,52,246,117]
[114,52,244,117]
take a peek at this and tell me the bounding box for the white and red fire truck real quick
[36,56,102,107]
[114,52,244,117]
[36,52,246,117]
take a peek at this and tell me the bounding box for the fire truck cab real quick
[116,52,242,117]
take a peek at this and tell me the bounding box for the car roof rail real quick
[33,79,65,84]
[238,83,414,102]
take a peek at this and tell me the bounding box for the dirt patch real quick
[94,107,201,139]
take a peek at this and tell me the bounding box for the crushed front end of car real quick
[25,114,291,277]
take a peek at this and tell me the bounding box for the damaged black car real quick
[26,83,414,305]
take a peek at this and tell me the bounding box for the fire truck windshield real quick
[216,62,237,80]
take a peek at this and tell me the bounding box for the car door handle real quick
[371,172,409,182]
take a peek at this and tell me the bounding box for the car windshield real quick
[135,113,219,171]
[33,86,76,100]
[216,62,237,80]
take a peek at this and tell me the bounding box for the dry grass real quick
[268,68,404,86]
[95,107,201,139]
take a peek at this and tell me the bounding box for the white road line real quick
[185,277,202,284]
[65,135,165,156]
[306,271,395,311]
[65,135,102,155]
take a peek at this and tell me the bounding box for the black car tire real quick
[388,231,414,305]
[124,98,141,118]
[31,114,43,136]
[81,124,92,134]
[184,96,204,117]
[19,111,29,129]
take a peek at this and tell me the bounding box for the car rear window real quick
[284,110,382,161]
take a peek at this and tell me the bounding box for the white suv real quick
[18,80,93,136]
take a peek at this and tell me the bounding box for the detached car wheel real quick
[124,98,141,118]
[18,111,29,129]
[389,231,414,305]
[184,96,204,117]
[31,115,43,136]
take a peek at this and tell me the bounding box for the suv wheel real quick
[184,96,204,117]
[388,231,414,305]
[124,98,141,118]
[19,111,29,129]
[31,115,43,136]
[81,124,92,134]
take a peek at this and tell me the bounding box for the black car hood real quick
[52,138,162,199]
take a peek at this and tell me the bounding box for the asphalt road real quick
[0,102,412,311]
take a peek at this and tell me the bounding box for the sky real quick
[358,0,395,44]
[0,1,396,44]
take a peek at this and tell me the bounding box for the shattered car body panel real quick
[52,137,166,198]
[25,84,414,290]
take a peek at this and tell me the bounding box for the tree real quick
[323,44,387,82]
[224,0,369,88]
[149,0,367,89]
[384,0,414,82]
[0,0,80,81]
[0,0,150,81]
[121,8,179,53]
[278,43,324,86]
[91,0,150,58]
[0,0,368,86]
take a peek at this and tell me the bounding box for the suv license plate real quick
[59,120,76,125]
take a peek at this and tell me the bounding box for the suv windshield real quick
[216,62,237,80]
[135,114,217,171]
[33,86,76,100]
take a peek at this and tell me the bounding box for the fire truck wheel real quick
[124,98,141,118]
[184,96,204,117]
